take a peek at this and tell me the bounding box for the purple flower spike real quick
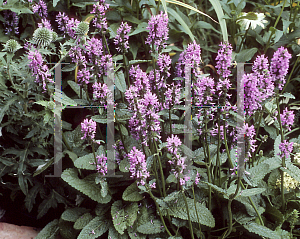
[32,0,48,18]
[91,0,109,33]
[2,3,19,35]
[55,12,80,39]
[270,47,292,90]
[114,22,131,53]
[166,134,182,155]
[280,108,295,131]
[215,42,233,79]
[164,82,182,109]
[145,11,169,53]
[96,154,107,176]
[81,118,97,140]
[128,147,150,186]
[278,140,294,159]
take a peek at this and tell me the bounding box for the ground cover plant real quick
[0,0,300,238]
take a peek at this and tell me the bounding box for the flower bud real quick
[76,22,89,36]
[3,39,22,53]
[33,27,53,47]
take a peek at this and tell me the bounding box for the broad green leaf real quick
[115,70,127,92]
[108,226,129,239]
[74,213,93,230]
[111,200,139,235]
[61,207,90,222]
[122,182,144,202]
[167,7,195,41]
[53,89,78,106]
[193,21,221,34]
[235,48,258,62]
[74,153,97,170]
[61,168,112,203]
[128,22,148,36]
[77,215,110,239]
[137,219,165,234]
[281,161,300,182]
[239,188,266,197]
[243,222,281,239]
[53,0,60,7]
[35,219,59,239]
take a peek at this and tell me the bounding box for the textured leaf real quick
[35,219,59,239]
[108,226,128,239]
[53,89,78,106]
[243,222,281,239]
[74,213,93,230]
[61,168,112,203]
[37,191,58,219]
[111,200,139,235]
[247,163,270,186]
[128,22,148,36]
[77,215,110,239]
[274,135,282,159]
[115,71,127,93]
[240,188,266,197]
[281,161,300,182]
[122,182,144,202]
[74,153,97,170]
[25,183,42,212]
[61,207,90,222]
[67,80,87,100]
[235,48,258,62]
[137,219,165,234]
[161,193,215,227]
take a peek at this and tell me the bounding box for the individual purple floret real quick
[32,0,48,18]
[96,154,107,176]
[215,42,233,79]
[114,22,131,53]
[90,0,109,33]
[55,12,80,39]
[252,54,274,99]
[128,147,150,186]
[270,47,292,90]
[280,107,295,131]
[81,118,97,140]
[278,140,294,159]
[145,11,169,53]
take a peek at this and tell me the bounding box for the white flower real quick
[236,12,268,30]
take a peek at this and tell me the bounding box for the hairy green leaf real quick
[122,182,144,202]
[74,213,94,230]
[77,215,110,239]
[61,207,90,222]
[35,219,59,239]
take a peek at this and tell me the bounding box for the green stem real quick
[264,0,288,53]
[222,177,241,239]
[169,108,172,135]
[192,185,202,238]
[123,52,130,88]
[276,93,286,211]
[204,112,212,211]
[237,24,251,53]
[147,186,173,237]
[181,187,194,239]
[153,139,166,197]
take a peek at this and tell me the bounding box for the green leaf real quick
[239,188,266,197]
[53,0,60,7]
[243,222,281,239]
[122,182,144,202]
[111,200,139,234]
[128,59,152,65]
[161,0,168,15]
[53,89,78,106]
[77,215,110,239]
[37,191,58,219]
[193,21,221,34]
[123,15,141,24]
[128,22,148,36]
[67,80,87,100]
[0,95,18,124]
[161,193,215,227]
[74,213,94,230]
[108,226,129,239]
[265,203,284,224]
[61,207,90,222]
[74,153,97,170]
[235,48,258,62]
[137,219,165,234]
[274,135,281,159]
[167,7,195,41]
[25,183,42,212]
[35,219,59,239]
[115,70,127,92]
[61,64,76,72]
[61,168,112,203]
[247,163,270,187]
[281,161,300,182]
